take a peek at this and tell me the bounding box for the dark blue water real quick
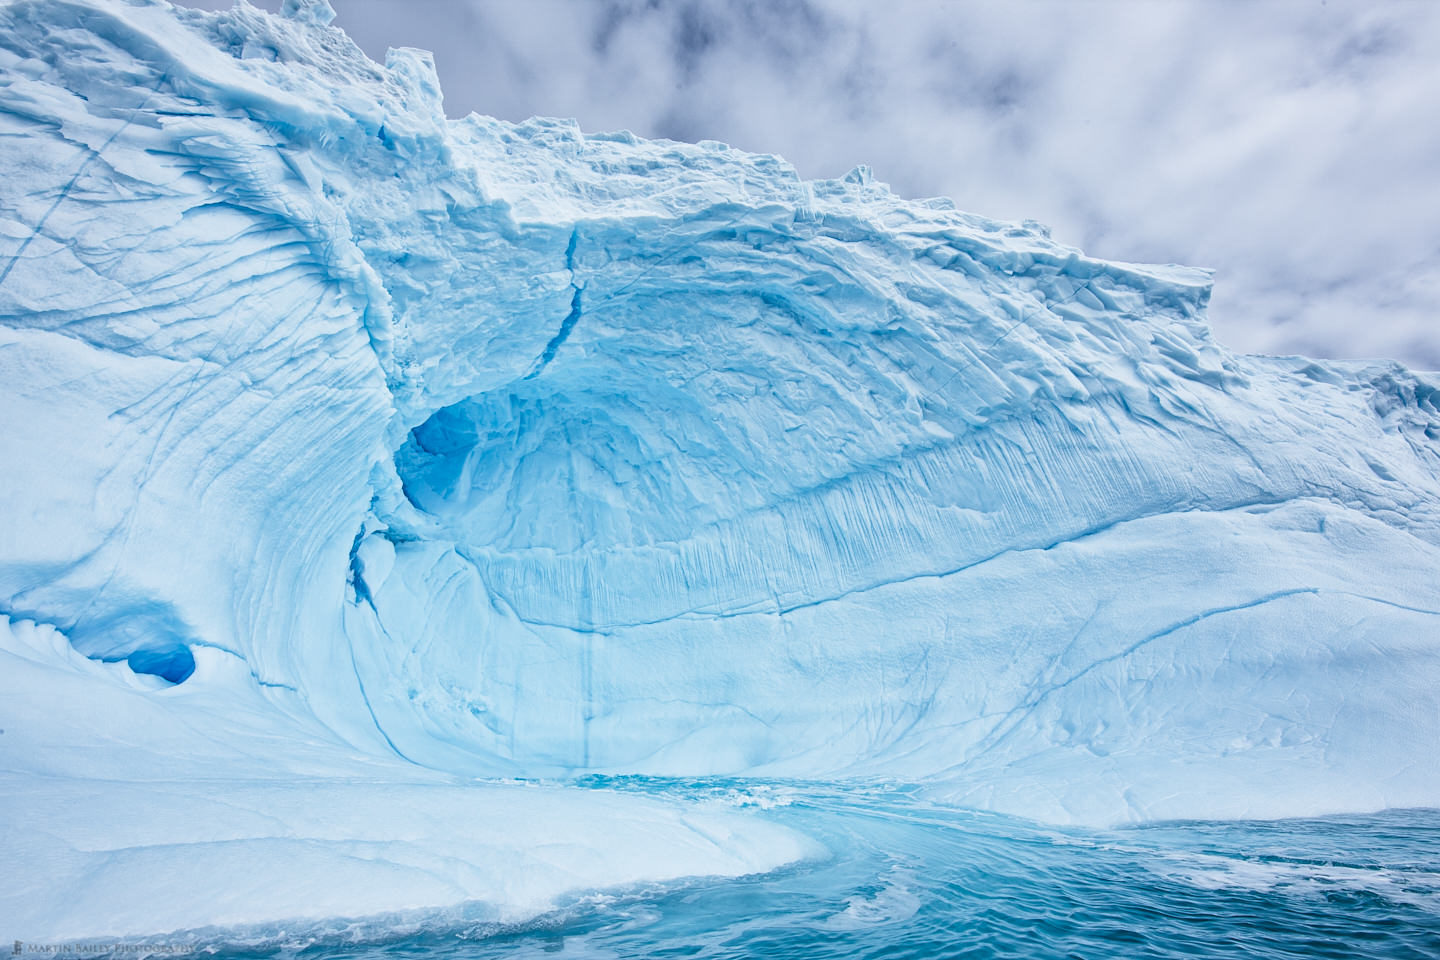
[129,781,1440,959]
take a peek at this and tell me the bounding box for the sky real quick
[178,0,1440,369]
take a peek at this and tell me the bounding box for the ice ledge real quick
[0,617,814,942]
[0,774,815,941]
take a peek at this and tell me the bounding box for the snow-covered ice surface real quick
[1,0,1438,943]
[0,615,817,941]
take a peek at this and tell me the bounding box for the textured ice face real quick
[1,0,1439,828]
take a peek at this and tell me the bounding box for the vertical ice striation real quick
[1,2,1439,936]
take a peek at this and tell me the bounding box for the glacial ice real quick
[1,0,1439,941]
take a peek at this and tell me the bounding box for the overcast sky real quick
[178,0,1440,369]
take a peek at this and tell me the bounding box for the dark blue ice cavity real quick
[124,643,196,684]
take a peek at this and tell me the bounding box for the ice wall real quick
[1,0,1438,831]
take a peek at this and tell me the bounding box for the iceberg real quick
[1,0,1438,941]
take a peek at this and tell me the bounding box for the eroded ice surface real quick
[1,0,1439,941]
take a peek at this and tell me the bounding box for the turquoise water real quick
[168,781,1440,958]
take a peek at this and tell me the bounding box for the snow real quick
[1,0,1439,941]
[0,614,816,941]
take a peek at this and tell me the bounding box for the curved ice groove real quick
[0,0,1434,913]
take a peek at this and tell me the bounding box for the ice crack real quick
[525,229,584,379]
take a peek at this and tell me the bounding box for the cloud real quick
[176,0,1440,368]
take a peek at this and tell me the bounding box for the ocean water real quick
[119,780,1440,959]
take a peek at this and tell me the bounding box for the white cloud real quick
[178,0,1440,368]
